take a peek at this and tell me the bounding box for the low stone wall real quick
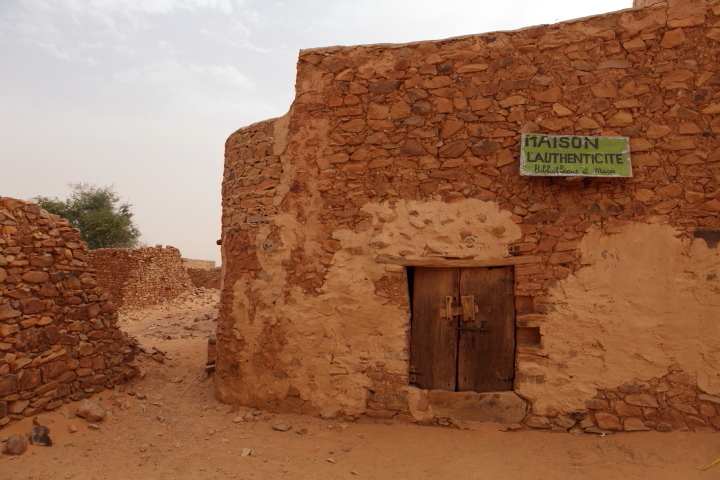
[0,197,138,429]
[87,246,193,310]
[525,371,720,433]
[187,267,221,289]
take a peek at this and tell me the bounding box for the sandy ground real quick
[2,289,720,480]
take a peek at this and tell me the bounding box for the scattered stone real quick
[87,424,100,430]
[341,445,351,452]
[2,434,27,455]
[68,425,78,433]
[33,415,56,426]
[272,422,292,432]
[76,399,106,422]
[241,448,252,457]
[327,457,337,464]
[233,416,244,423]
[173,376,183,383]
[30,425,53,446]
[351,471,359,476]
[296,428,308,435]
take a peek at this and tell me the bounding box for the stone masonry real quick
[187,267,222,290]
[0,197,138,430]
[87,246,194,310]
[182,259,216,270]
[216,0,720,433]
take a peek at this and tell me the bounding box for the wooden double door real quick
[409,266,515,392]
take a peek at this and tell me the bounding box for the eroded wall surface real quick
[0,198,138,430]
[218,0,720,432]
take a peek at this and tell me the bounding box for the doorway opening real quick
[408,266,515,393]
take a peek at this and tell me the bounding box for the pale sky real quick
[0,0,632,265]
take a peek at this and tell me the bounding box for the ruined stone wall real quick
[187,267,221,289]
[0,197,137,430]
[217,0,720,433]
[87,246,193,310]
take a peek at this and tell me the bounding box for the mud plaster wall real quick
[0,197,138,430]
[87,247,193,311]
[217,0,720,432]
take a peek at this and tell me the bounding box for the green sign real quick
[520,133,632,177]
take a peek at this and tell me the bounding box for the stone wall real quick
[187,267,221,290]
[217,0,720,433]
[87,247,193,310]
[0,197,138,430]
[183,258,216,270]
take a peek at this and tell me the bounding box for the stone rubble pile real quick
[0,197,138,430]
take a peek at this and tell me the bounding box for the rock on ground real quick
[75,399,106,422]
[2,434,27,455]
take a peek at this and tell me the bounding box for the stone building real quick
[216,0,720,432]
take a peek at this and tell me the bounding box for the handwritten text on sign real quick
[520,133,632,177]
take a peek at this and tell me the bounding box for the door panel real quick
[457,267,515,392]
[409,267,458,390]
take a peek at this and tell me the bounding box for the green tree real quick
[33,183,141,249]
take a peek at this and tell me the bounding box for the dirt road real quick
[1,289,719,480]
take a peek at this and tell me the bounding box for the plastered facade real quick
[217,0,720,432]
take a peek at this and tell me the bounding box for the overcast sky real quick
[0,0,631,265]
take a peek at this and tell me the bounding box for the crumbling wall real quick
[218,0,720,432]
[87,246,193,310]
[0,197,138,430]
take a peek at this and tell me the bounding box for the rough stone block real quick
[427,390,528,424]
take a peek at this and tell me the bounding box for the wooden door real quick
[409,267,459,391]
[409,267,515,392]
[457,267,515,392]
